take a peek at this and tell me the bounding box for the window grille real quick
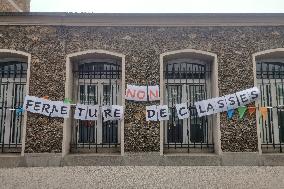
[0,59,27,153]
[70,60,121,153]
[257,60,284,153]
[163,59,214,153]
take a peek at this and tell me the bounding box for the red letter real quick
[137,90,146,99]
[149,89,159,100]
[126,88,136,98]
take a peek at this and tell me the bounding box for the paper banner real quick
[194,100,208,117]
[75,104,122,121]
[112,105,124,120]
[213,96,228,113]
[175,103,190,119]
[137,85,148,101]
[225,94,239,110]
[40,99,53,117]
[227,109,235,119]
[148,85,160,101]
[247,87,261,101]
[237,106,247,119]
[195,87,260,117]
[61,103,71,118]
[49,101,70,118]
[146,105,158,121]
[236,90,251,106]
[86,105,99,120]
[52,101,70,118]
[205,99,216,115]
[157,105,169,121]
[135,86,147,101]
[24,95,71,118]
[34,97,45,114]
[49,101,62,117]
[125,84,160,102]
[194,99,216,117]
[125,85,147,101]
[23,95,125,120]
[102,106,113,122]
[24,95,38,113]
[248,107,256,116]
[125,84,135,100]
[259,107,268,121]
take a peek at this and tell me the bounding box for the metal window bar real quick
[257,61,284,153]
[164,60,214,153]
[70,61,121,153]
[0,61,27,153]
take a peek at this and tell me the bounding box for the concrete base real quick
[63,153,123,166]
[221,152,261,166]
[24,153,62,167]
[163,153,221,166]
[62,152,272,166]
[1,152,284,167]
[261,154,284,166]
[0,154,25,168]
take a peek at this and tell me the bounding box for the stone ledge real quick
[63,152,220,166]
[0,154,25,168]
[67,153,122,157]
[261,154,284,166]
[164,153,218,156]
[221,152,261,166]
[163,154,221,166]
[1,152,284,167]
[63,154,123,166]
[24,153,62,167]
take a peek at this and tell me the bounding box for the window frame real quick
[159,49,220,155]
[63,50,125,156]
[253,48,284,154]
[256,58,284,151]
[0,49,31,156]
[73,59,122,147]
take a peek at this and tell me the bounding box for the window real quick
[0,57,27,153]
[256,59,284,153]
[70,58,122,153]
[163,58,214,153]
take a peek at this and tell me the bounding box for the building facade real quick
[0,7,284,166]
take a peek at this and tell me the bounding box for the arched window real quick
[66,51,124,154]
[256,57,284,153]
[0,55,28,153]
[161,50,219,154]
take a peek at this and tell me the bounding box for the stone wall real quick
[0,25,284,153]
[0,0,30,12]
[0,0,17,12]
[14,0,30,11]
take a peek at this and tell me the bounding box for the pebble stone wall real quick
[0,0,30,12]
[0,25,284,153]
[0,0,17,12]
